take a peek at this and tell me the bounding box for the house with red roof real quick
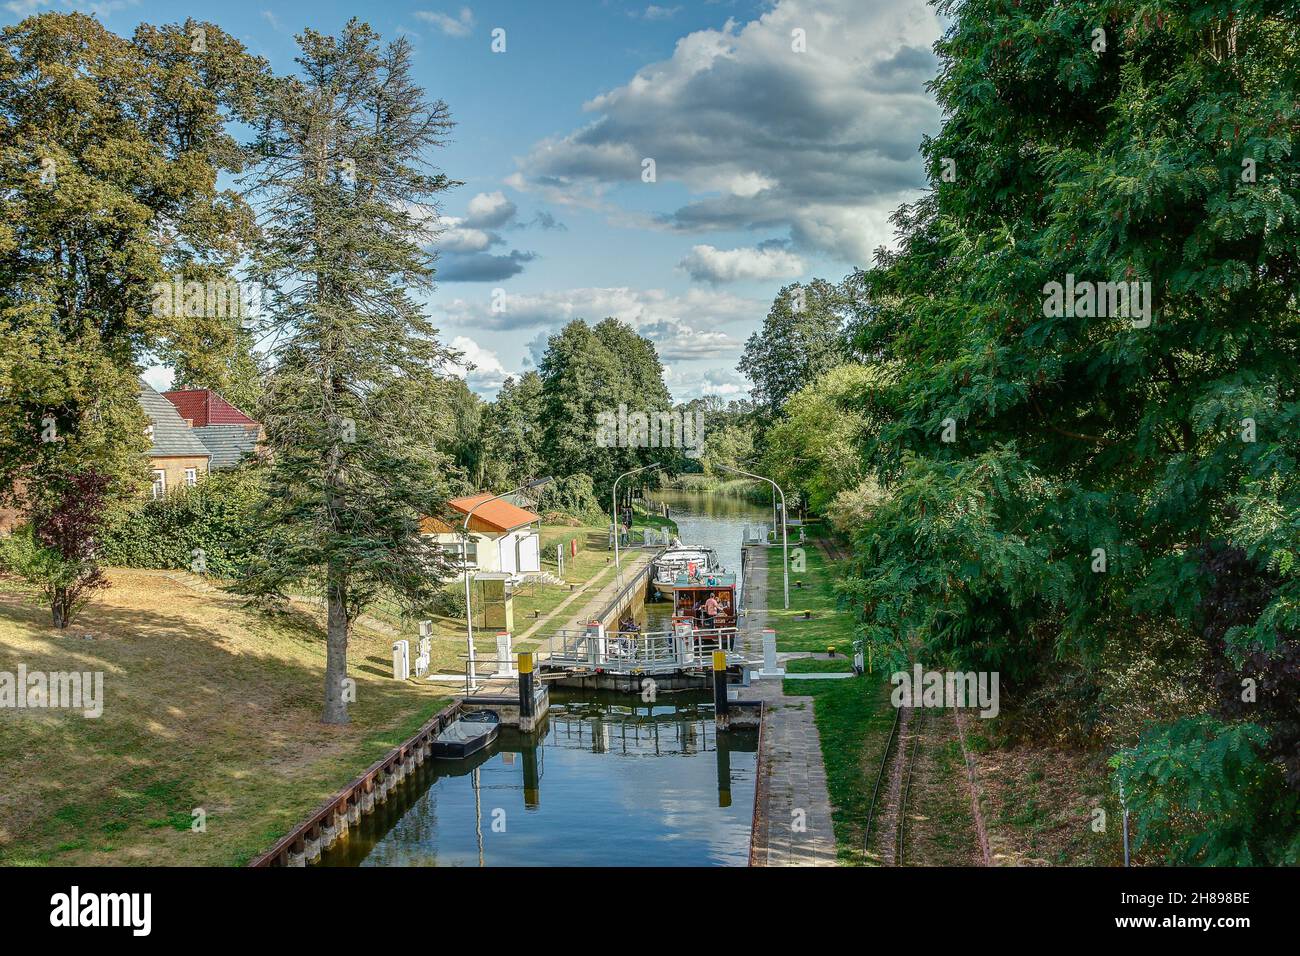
[420,493,542,578]
[161,388,264,471]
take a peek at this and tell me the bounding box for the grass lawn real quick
[768,529,856,654]
[0,568,450,866]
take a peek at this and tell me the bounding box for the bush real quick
[98,469,267,577]
[535,474,604,523]
[0,470,111,629]
[430,585,466,618]
[826,479,886,535]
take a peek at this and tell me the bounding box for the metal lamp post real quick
[462,476,552,691]
[612,462,660,576]
[716,464,789,609]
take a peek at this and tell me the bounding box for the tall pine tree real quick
[239,22,458,724]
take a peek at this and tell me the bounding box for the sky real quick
[3,0,945,402]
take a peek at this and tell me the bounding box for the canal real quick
[316,690,758,866]
[639,488,772,630]
[316,489,770,867]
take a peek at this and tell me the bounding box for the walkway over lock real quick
[541,625,744,676]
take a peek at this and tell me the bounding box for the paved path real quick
[745,544,838,867]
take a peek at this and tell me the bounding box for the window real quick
[151,469,166,500]
[184,468,198,488]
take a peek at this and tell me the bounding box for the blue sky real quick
[4,0,944,401]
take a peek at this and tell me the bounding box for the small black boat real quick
[430,710,500,760]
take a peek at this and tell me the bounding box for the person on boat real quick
[702,592,721,630]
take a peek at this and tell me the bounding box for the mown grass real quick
[768,531,856,654]
[0,569,451,866]
[781,674,895,864]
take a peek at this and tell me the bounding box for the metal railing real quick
[542,627,742,675]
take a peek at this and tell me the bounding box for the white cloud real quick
[464,190,517,229]
[678,243,804,284]
[435,285,761,337]
[414,7,475,38]
[665,365,749,400]
[435,216,496,253]
[449,335,510,393]
[141,365,174,393]
[507,0,941,264]
[635,5,682,20]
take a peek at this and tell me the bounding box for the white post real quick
[392,640,410,681]
[758,628,784,678]
[495,632,516,678]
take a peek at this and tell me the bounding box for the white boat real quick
[652,544,721,587]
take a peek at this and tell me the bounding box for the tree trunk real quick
[322,569,350,724]
[51,590,68,630]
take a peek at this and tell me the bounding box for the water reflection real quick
[316,690,757,867]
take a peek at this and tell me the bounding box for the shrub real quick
[535,474,604,523]
[0,470,110,629]
[98,469,267,577]
[430,585,466,618]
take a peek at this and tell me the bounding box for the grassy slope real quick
[0,569,450,866]
[781,527,1119,866]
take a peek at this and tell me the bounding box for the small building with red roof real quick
[420,493,542,577]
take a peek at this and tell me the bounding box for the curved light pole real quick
[612,462,660,576]
[716,463,788,609]
[462,476,552,691]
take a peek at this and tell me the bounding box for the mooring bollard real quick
[392,639,410,681]
[518,652,535,732]
[712,650,729,728]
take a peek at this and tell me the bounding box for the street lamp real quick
[462,476,553,691]
[612,462,660,576]
[716,464,789,609]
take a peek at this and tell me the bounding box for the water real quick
[639,489,773,630]
[316,689,758,867]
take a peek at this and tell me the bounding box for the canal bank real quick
[743,542,838,867]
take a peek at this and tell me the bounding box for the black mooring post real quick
[712,650,729,729]
[519,652,535,729]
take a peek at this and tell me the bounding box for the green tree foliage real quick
[237,22,459,724]
[437,376,484,488]
[537,317,672,504]
[738,278,850,422]
[762,364,880,513]
[167,325,265,418]
[839,0,1300,859]
[1115,716,1299,865]
[0,14,268,625]
[478,371,545,491]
